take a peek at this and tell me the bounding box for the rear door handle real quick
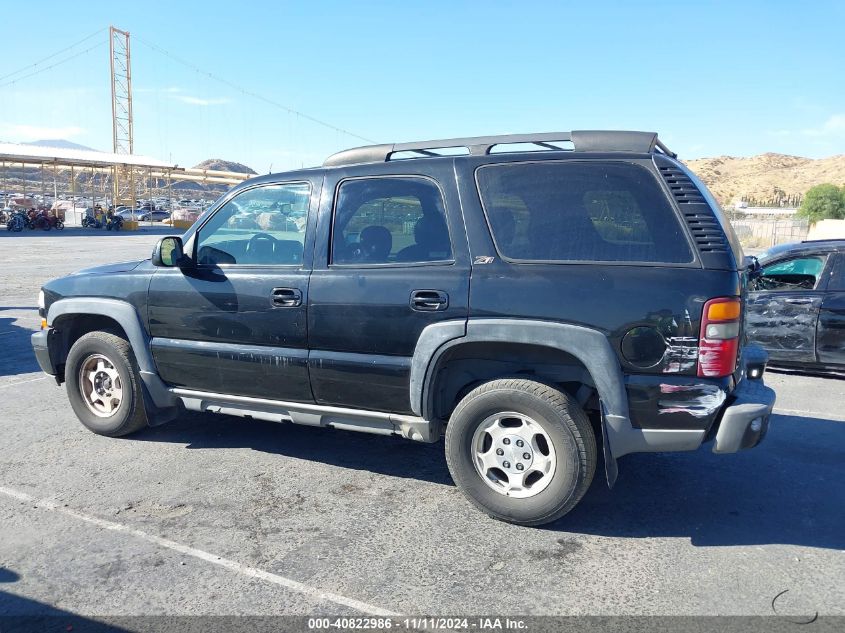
[271,287,302,307]
[783,297,814,305]
[410,290,449,311]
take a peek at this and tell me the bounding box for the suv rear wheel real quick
[65,331,148,437]
[445,378,596,526]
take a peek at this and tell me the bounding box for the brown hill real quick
[684,153,845,206]
[193,159,256,175]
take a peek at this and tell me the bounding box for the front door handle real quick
[271,287,302,307]
[783,297,814,305]
[410,290,449,311]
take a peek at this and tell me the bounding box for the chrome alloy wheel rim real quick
[78,354,123,417]
[471,412,557,498]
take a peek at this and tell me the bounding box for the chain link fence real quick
[725,210,809,250]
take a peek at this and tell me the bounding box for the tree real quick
[797,184,845,222]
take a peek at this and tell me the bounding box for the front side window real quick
[752,255,827,291]
[196,183,310,265]
[331,177,452,265]
[476,162,694,263]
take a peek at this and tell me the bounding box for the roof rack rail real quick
[323,130,676,167]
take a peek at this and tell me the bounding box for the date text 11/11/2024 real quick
[307,617,528,631]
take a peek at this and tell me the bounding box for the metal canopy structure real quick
[0,142,251,184]
[0,142,252,218]
[0,142,173,171]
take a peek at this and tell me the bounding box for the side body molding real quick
[47,298,177,411]
[411,318,705,462]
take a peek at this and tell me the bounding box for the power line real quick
[0,41,107,89]
[0,28,107,83]
[134,36,377,145]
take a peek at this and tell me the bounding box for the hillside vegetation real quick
[685,153,845,206]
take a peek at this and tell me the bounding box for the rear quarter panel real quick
[455,153,742,431]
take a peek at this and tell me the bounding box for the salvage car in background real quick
[137,210,172,222]
[746,239,845,371]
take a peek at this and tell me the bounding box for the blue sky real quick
[1,0,843,171]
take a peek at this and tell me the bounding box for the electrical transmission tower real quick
[110,26,135,207]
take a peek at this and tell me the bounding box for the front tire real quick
[445,378,597,526]
[65,331,148,437]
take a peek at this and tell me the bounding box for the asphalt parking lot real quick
[0,230,843,620]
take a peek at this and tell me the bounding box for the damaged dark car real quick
[746,239,845,372]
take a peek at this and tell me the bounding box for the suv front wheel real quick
[445,378,596,526]
[65,331,148,437]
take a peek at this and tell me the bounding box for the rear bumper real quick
[31,329,57,376]
[614,345,775,457]
[709,345,775,453]
[712,374,775,453]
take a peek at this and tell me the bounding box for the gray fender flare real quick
[411,318,703,466]
[47,298,176,410]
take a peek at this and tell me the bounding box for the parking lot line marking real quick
[773,407,845,422]
[0,376,48,389]
[0,486,398,617]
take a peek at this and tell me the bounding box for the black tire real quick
[65,331,148,437]
[445,378,597,526]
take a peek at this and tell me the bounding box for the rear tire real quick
[65,331,148,437]
[445,378,596,526]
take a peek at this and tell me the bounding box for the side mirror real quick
[744,255,762,280]
[152,236,188,267]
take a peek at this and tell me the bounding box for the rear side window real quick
[476,162,694,263]
[331,176,452,265]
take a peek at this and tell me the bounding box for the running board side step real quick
[171,388,441,443]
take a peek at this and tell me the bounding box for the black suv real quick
[31,131,775,526]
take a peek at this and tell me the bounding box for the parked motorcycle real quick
[24,210,52,231]
[106,215,124,231]
[6,211,25,232]
[33,214,51,231]
[81,215,101,229]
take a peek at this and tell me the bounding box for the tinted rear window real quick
[476,162,694,263]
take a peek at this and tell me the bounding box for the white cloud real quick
[801,114,845,137]
[173,95,230,106]
[0,124,85,139]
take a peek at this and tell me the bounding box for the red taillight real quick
[697,297,741,378]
